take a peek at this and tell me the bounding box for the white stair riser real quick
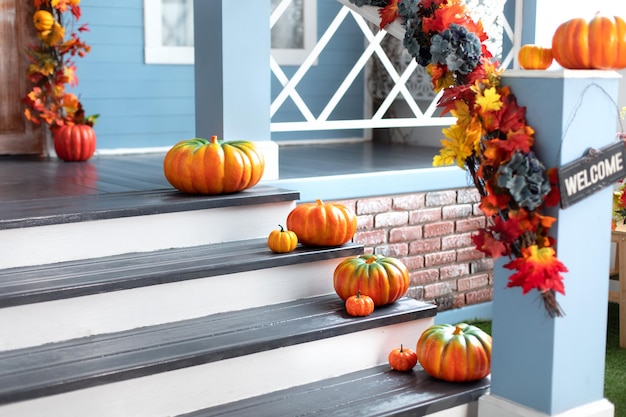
[0,319,434,417]
[0,258,348,351]
[0,201,295,269]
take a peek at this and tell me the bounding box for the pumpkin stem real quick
[315,199,324,205]
[453,325,464,335]
[400,344,404,352]
[365,255,377,264]
[210,135,219,143]
[278,224,285,232]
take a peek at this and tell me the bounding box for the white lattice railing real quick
[269,0,521,134]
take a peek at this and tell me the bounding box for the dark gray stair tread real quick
[0,239,363,308]
[0,295,437,405]
[180,364,490,417]
[0,185,299,229]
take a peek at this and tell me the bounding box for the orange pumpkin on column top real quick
[163,136,265,194]
[551,14,626,70]
[286,199,357,246]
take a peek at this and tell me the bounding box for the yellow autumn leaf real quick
[475,87,503,113]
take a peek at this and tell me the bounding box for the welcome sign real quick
[558,141,626,208]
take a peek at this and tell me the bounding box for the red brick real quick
[356,197,392,215]
[424,281,455,299]
[456,247,485,262]
[410,269,439,286]
[424,250,456,267]
[410,208,442,224]
[442,204,473,220]
[457,274,490,291]
[389,225,422,243]
[353,229,386,246]
[457,187,481,204]
[440,263,470,279]
[409,238,441,254]
[456,217,485,232]
[333,199,357,213]
[453,294,466,309]
[465,288,494,305]
[375,211,409,228]
[424,221,454,237]
[393,194,425,210]
[374,243,408,257]
[441,232,474,250]
[400,255,424,270]
[470,257,495,273]
[406,286,425,300]
[425,190,456,207]
[357,215,374,230]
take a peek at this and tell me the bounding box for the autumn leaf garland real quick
[350,0,568,317]
[23,0,97,130]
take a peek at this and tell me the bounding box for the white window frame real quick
[144,0,317,66]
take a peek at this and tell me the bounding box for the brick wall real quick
[333,187,494,312]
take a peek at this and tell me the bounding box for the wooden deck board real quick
[0,142,438,202]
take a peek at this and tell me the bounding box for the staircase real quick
[0,184,489,417]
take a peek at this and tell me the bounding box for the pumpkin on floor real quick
[333,254,409,306]
[416,323,492,382]
[286,199,356,246]
[163,136,265,195]
[267,225,298,253]
[388,344,418,372]
[53,124,96,162]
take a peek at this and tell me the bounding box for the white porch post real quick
[192,0,279,180]
[478,70,620,417]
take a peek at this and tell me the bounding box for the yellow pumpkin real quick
[33,10,55,32]
[163,136,265,195]
[518,44,553,70]
[267,225,298,253]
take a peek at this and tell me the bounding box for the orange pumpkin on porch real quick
[551,14,626,70]
[163,136,265,194]
[286,199,356,246]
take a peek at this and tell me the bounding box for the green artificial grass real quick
[467,304,625,417]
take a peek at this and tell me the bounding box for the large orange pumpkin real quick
[286,199,356,246]
[416,323,492,382]
[333,254,409,306]
[163,136,265,194]
[551,14,626,70]
[518,44,553,70]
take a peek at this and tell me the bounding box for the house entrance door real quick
[0,1,46,155]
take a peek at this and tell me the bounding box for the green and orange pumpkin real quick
[333,254,409,306]
[416,323,492,382]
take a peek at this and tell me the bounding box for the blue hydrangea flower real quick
[430,24,482,74]
[497,151,551,212]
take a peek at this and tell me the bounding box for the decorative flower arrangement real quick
[23,0,96,130]
[349,0,568,317]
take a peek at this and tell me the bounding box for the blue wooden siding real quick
[74,0,366,150]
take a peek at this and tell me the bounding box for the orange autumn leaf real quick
[504,245,567,294]
[378,0,399,29]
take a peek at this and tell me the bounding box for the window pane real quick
[271,0,304,50]
[162,0,194,46]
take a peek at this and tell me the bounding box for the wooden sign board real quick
[558,141,626,208]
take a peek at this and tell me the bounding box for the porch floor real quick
[0,141,439,203]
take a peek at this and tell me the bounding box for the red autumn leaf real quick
[504,245,567,294]
[378,0,399,29]
[491,215,524,244]
[472,229,508,259]
[544,167,561,207]
[496,93,527,133]
[479,189,510,216]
